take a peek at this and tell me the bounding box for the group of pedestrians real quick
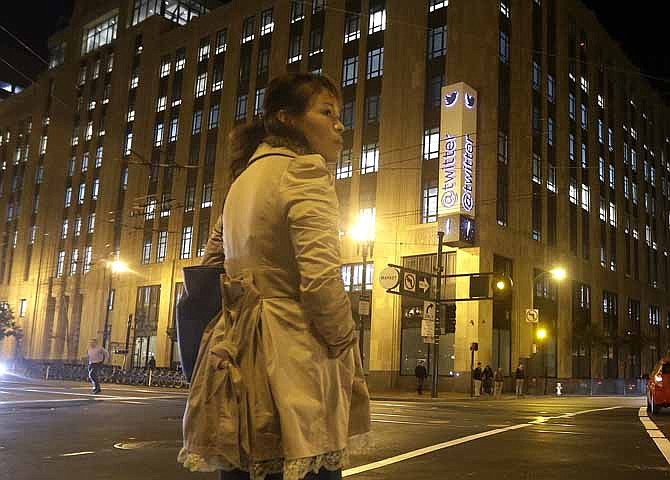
[472,362,527,398]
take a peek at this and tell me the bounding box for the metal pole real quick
[431,231,445,398]
[123,314,133,370]
[102,270,112,350]
[360,245,367,369]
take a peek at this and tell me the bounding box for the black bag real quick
[176,265,225,382]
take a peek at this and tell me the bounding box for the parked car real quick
[647,359,670,414]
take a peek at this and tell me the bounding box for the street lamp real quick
[350,213,375,371]
[102,259,129,351]
[533,266,567,394]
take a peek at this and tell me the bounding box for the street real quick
[1,374,669,480]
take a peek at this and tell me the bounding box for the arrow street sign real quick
[401,272,416,293]
[418,276,431,295]
[423,301,436,321]
[525,308,539,323]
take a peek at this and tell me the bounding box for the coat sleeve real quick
[279,154,356,358]
[201,214,225,266]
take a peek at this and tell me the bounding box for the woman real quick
[179,73,370,480]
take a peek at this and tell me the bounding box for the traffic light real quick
[492,273,513,301]
[444,303,456,333]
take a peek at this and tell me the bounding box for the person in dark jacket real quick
[482,365,494,395]
[515,363,526,397]
[415,360,428,395]
[473,362,483,397]
[494,368,504,399]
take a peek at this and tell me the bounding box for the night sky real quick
[1,1,669,101]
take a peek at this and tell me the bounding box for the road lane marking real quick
[120,401,150,405]
[343,405,623,477]
[531,429,585,435]
[59,451,95,457]
[638,406,670,465]
[0,398,93,406]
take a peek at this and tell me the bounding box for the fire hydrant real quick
[556,382,563,396]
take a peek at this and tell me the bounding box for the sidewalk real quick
[370,389,529,402]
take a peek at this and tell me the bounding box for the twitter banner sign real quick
[438,82,478,220]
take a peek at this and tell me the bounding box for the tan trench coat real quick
[180,143,370,476]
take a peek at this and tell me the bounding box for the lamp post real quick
[351,213,375,371]
[532,266,566,395]
[102,259,129,351]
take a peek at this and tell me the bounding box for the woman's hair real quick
[229,73,342,177]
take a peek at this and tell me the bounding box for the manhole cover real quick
[114,440,181,450]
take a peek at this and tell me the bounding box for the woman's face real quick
[293,90,344,164]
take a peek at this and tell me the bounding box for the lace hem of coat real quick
[179,448,346,480]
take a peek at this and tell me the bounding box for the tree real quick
[0,306,22,341]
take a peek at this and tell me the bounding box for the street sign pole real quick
[431,231,445,398]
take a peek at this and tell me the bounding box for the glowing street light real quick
[536,327,548,340]
[108,259,129,274]
[549,266,567,281]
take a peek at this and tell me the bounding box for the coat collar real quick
[248,143,298,165]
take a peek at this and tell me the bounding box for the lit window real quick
[581,184,590,211]
[568,93,576,120]
[291,1,305,22]
[83,246,92,273]
[121,167,128,190]
[609,202,617,227]
[547,164,556,192]
[235,95,248,121]
[129,70,139,89]
[154,121,164,147]
[342,57,358,86]
[215,29,227,54]
[160,57,171,77]
[201,182,213,208]
[124,132,133,156]
[169,116,179,142]
[422,183,438,223]
[64,187,72,207]
[499,31,509,63]
[156,231,168,262]
[242,16,255,43]
[69,249,79,276]
[569,178,578,204]
[361,143,379,174]
[195,73,207,97]
[423,127,440,160]
[88,213,96,233]
[61,219,69,239]
[344,14,360,43]
[260,8,274,35]
[157,96,167,112]
[336,149,353,179]
[254,88,265,116]
[78,183,86,205]
[142,240,152,264]
[92,178,100,200]
[192,110,203,134]
[580,76,589,93]
[81,153,89,173]
[175,48,186,70]
[429,0,448,12]
[288,34,303,63]
[532,153,542,184]
[209,105,220,129]
[145,197,156,220]
[368,5,386,34]
[93,147,103,170]
[212,65,224,91]
[181,225,193,259]
[500,1,510,17]
[427,26,447,59]
[198,38,210,62]
[309,29,324,56]
[56,250,65,278]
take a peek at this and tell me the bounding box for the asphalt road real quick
[1,374,668,480]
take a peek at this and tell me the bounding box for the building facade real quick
[0,0,669,390]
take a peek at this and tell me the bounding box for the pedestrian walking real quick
[147,354,156,371]
[482,364,494,395]
[179,73,371,480]
[87,339,109,394]
[494,368,504,399]
[415,360,428,395]
[515,363,526,397]
[473,362,483,397]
